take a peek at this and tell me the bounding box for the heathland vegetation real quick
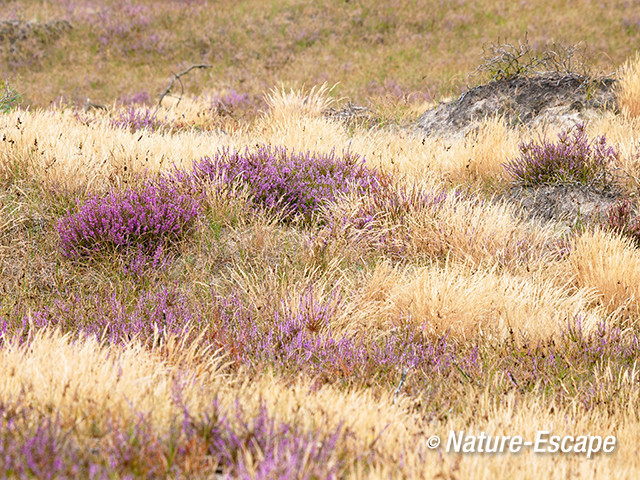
[5,0,640,478]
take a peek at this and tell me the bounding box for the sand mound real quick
[416,72,616,139]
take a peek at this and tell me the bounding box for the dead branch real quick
[392,368,408,405]
[157,64,211,109]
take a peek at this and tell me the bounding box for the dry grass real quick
[343,260,605,340]
[2,327,637,478]
[2,88,640,477]
[617,53,640,119]
[0,327,227,431]
[5,4,640,475]
[564,228,640,320]
[0,108,236,191]
[324,178,559,272]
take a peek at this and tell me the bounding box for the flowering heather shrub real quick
[27,287,202,345]
[606,198,640,246]
[491,319,640,408]
[503,123,618,186]
[110,106,169,133]
[0,398,345,478]
[118,90,153,106]
[0,408,91,479]
[56,176,201,262]
[25,286,460,384]
[211,288,461,382]
[23,286,640,411]
[191,146,386,224]
[210,88,260,114]
[184,402,344,479]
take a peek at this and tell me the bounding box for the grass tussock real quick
[617,53,640,119]
[565,228,640,319]
[345,261,604,340]
[0,328,225,430]
[324,180,557,272]
[0,108,238,191]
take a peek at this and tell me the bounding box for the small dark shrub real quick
[503,123,617,186]
[192,146,386,224]
[57,176,201,261]
[474,37,592,82]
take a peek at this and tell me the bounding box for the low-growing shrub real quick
[209,88,262,116]
[191,146,386,225]
[474,37,592,82]
[0,398,345,479]
[503,123,617,186]
[110,106,169,133]
[56,176,201,262]
[25,286,459,384]
[118,90,153,106]
[606,197,640,246]
[27,287,202,344]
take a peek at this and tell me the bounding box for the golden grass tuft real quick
[0,327,227,431]
[617,52,640,119]
[0,108,239,191]
[431,116,521,186]
[264,83,337,122]
[565,228,640,319]
[324,180,559,272]
[404,189,556,269]
[345,261,604,340]
[345,116,521,186]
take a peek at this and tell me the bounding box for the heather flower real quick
[56,176,201,262]
[0,398,345,478]
[503,123,617,186]
[208,288,457,381]
[182,402,345,479]
[210,89,258,114]
[0,406,95,479]
[24,286,456,383]
[191,146,386,224]
[22,286,640,416]
[606,198,640,246]
[110,106,169,133]
[26,286,203,345]
[119,90,153,106]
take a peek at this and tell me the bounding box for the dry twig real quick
[157,64,211,109]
